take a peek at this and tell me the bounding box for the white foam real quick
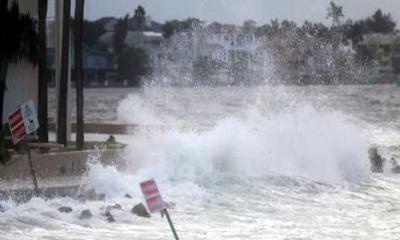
[112,104,370,186]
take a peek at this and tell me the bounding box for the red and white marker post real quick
[140,179,179,240]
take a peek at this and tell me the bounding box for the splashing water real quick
[2,25,400,240]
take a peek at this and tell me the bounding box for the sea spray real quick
[120,105,370,185]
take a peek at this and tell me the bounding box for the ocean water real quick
[2,84,400,239]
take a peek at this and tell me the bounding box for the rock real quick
[391,158,400,174]
[106,203,122,212]
[58,206,73,213]
[124,193,132,199]
[131,203,150,218]
[369,147,385,173]
[79,209,93,220]
[106,135,116,144]
[0,205,5,212]
[104,211,115,222]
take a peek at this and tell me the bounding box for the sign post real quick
[140,179,179,240]
[8,100,40,196]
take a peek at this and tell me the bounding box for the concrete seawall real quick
[0,149,124,202]
[0,149,123,179]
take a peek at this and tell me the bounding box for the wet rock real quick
[369,147,385,173]
[391,158,400,174]
[106,135,116,144]
[106,203,122,212]
[131,203,150,218]
[104,211,115,222]
[79,209,93,220]
[124,193,132,199]
[58,206,73,213]
[0,205,5,212]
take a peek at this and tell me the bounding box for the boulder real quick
[58,206,73,213]
[391,158,400,174]
[369,147,385,173]
[104,211,115,222]
[79,209,93,220]
[131,203,150,218]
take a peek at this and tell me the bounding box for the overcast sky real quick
[50,0,400,26]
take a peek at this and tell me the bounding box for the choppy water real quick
[2,84,400,239]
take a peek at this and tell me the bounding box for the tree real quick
[74,0,85,150]
[133,5,146,30]
[0,0,38,127]
[57,0,71,145]
[117,47,149,86]
[162,18,203,38]
[326,1,344,26]
[82,19,106,47]
[38,0,48,142]
[365,9,396,33]
[113,15,129,55]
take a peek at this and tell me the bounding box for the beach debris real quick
[368,147,385,173]
[79,209,92,220]
[131,203,150,218]
[391,158,400,174]
[58,206,73,213]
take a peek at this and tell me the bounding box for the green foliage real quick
[326,1,344,26]
[113,15,129,56]
[117,47,150,86]
[366,9,396,33]
[82,19,106,47]
[132,5,146,30]
[0,0,38,67]
[162,18,203,38]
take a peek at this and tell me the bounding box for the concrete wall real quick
[3,62,38,123]
[0,149,123,180]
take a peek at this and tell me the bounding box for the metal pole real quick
[26,144,39,197]
[163,209,179,240]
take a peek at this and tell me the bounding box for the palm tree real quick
[326,1,344,27]
[57,0,71,145]
[74,0,85,149]
[38,0,49,142]
[0,0,38,127]
[133,5,146,30]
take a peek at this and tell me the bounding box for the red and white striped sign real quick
[8,108,26,144]
[140,179,166,213]
[8,100,39,144]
